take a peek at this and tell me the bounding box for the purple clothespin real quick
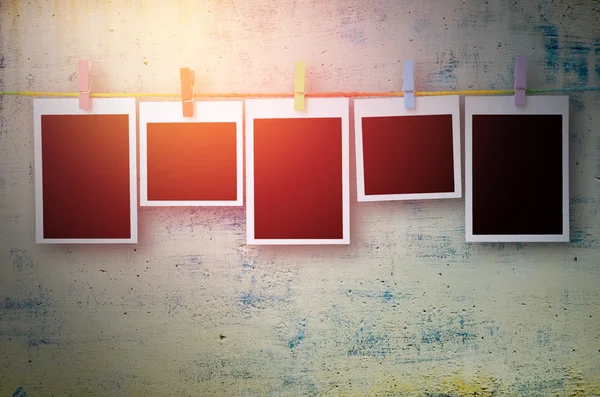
[514,56,526,106]
[402,59,415,109]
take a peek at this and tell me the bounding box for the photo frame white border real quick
[139,101,243,207]
[465,95,570,243]
[33,98,138,244]
[354,95,462,202]
[245,98,350,245]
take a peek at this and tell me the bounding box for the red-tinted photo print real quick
[355,96,461,201]
[34,98,137,243]
[246,98,350,245]
[139,102,243,206]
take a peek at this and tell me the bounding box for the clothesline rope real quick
[0,86,599,99]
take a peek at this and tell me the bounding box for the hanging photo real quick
[245,98,350,245]
[34,98,137,243]
[139,101,243,206]
[355,95,462,201]
[465,96,569,243]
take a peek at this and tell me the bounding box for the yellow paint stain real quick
[440,373,496,397]
[564,368,600,397]
[325,371,502,397]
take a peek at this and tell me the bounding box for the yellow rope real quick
[0,87,594,98]
[0,89,515,98]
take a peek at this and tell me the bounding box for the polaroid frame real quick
[354,95,462,202]
[465,95,569,243]
[245,98,350,245]
[33,98,137,244]
[139,101,244,207]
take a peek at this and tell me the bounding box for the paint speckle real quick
[289,319,306,349]
[571,229,598,249]
[563,43,590,86]
[12,387,29,397]
[9,248,33,270]
[382,290,393,301]
[537,25,560,83]
[339,28,367,45]
[348,325,391,358]
[2,297,42,311]
[28,338,50,347]
[595,40,600,82]
[570,95,585,112]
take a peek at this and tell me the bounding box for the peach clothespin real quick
[78,60,92,110]
[180,68,195,117]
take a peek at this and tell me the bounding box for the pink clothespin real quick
[78,60,92,110]
[514,56,526,106]
[180,68,195,117]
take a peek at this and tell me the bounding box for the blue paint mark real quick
[9,248,33,270]
[571,229,598,249]
[537,329,550,346]
[570,195,594,205]
[517,378,565,395]
[537,25,560,84]
[289,319,307,349]
[412,15,432,35]
[12,387,29,397]
[239,292,263,307]
[421,328,474,345]
[339,28,367,45]
[570,95,585,112]
[2,297,42,311]
[424,51,458,90]
[346,289,406,302]
[595,41,600,82]
[348,326,391,358]
[28,338,50,347]
[597,138,600,178]
[382,290,393,301]
[490,326,500,336]
[417,234,423,240]
[563,44,590,86]
[241,263,253,268]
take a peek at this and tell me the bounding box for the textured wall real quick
[1,1,600,396]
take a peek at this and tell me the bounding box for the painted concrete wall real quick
[1,1,600,395]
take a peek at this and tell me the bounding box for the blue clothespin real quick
[402,59,415,109]
[514,56,527,106]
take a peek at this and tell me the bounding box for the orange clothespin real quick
[180,68,195,117]
[294,61,306,111]
[78,60,92,110]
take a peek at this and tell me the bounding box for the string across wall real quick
[1,86,600,98]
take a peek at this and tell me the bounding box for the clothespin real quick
[180,67,195,117]
[402,59,415,109]
[294,61,306,111]
[514,55,527,106]
[78,60,92,110]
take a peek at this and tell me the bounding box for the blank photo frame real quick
[139,101,243,206]
[354,96,461,201]
[465,96,569,243]
[245,98,350,245]
[33,98,137,244]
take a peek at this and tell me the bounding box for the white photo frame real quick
[139,101,243,207]
[245,98,350,245]
[465,95,569,243]
[354,96,462,202]
[33,98,137,244]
